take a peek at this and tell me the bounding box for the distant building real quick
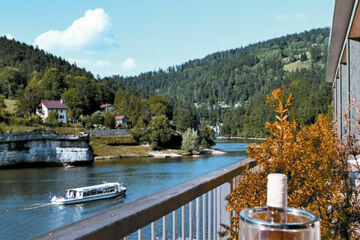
[100,103,113,112]
[115,115,128,128]
[37,100,68,123]
[327,0,360,140]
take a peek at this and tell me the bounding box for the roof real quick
[41,100,68,109]
[115,115,126,120]
[100,103,112,109]
[326,0,356,83]
[67,182,121,192]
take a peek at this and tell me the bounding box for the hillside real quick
[0,36,147,118]
[112,28,332,137]
[0,28,332,137]
[0,36,93,78]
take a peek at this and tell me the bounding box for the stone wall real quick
[90,129,131,137]
[0,130,93,168]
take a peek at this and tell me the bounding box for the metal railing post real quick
[196,197,200,240]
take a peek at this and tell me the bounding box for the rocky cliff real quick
[0,130,93,168]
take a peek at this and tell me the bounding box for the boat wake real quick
[0,202,53,215]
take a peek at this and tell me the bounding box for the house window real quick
[59,115,64,119]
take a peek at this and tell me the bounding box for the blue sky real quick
[1,0,334,77]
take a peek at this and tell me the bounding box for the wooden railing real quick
[33,159,256,240]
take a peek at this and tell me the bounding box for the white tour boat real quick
[50,182,127,205]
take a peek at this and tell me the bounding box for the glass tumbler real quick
[239,207,320,240]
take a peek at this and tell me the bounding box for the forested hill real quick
[0,36,146,118]
[0,28,332,138]
[0,36,93,78]
[113,27,332,137]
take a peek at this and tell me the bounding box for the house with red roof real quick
[115,115,128,128]
[100,103,113,112]
[37,100,69,123]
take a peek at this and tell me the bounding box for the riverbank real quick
[90,135,226,161]
[94,147,226,161]
[217,136,266,141]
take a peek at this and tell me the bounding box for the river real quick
[0,139,253,239]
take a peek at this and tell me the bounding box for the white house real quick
[115,115,128,128]
[37,100,69,123]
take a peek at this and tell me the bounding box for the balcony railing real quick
[33,158,256,240]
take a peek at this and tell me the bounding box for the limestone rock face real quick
[0,130,93,168]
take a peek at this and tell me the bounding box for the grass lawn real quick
[90,136,152,157]
[0,120,86,135]
[90,135,189,158]
[283,59,312,72]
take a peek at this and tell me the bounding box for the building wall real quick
[54,109,67,123]
[349,39,360,139]
[37,104,67,123]
[341,63,349,138]
[336,76,342,138]
[37,104,49,121]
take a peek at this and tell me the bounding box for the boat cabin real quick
[65,183,121,199]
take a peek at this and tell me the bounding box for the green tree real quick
[61,88,83,119]
[199,121,215,148]
[181,128,199,152]
[104,112,115,129]
[91,111,104,125]
[148,115,172,149]
[310,44,321,61]
[81,115,93,129]
[149,94,173,119]
[0,94,6,121]
[16,79,41,119]
[113,90,131,115]
[174,108,195,132]
[45,111,59,126]
[38,68,66,99]
[127,95,147,127]
[0,67,27,98]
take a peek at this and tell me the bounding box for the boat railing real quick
[33,158,257,240]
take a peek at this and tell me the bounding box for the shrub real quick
[104,112,115,129]
[222,88,360,240]
[45,111,59,126]
[181,128,199,152]
[148,115,172,149]
[91,111,104,125]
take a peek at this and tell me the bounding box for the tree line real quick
[111,28,332,137]
[0,27,332,139]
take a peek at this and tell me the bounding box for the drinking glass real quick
[239,207,321,240]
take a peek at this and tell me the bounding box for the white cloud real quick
[34,8,115,51]
[121,58,136,70]
[275,13,307,21]
[5,33,14,40]
[95,59,111,67]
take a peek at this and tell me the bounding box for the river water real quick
[0,139,253,239]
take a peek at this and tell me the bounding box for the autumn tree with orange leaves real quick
[221,88,360,240]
